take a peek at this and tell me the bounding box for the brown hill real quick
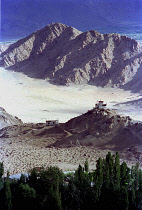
[44,108,142,163]
[51,108,142,150]
[1,107,142,162]
[14,108,140,152]
[0,23,142,91]
[1,107,142,151]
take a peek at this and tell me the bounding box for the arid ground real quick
[1,135,141,176]
[0,67,142,176]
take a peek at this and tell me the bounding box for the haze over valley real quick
[0,20,142,175]
[0,2,142,209]
[0,22,142,123]
[0,65,141,124]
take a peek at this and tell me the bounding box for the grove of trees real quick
[0,152,142,209]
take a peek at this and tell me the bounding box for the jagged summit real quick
[0,23,142,91]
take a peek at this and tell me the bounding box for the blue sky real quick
[1,0,142,41]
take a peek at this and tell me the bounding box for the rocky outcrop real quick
[0,107,22,129]
[0,107,23,137]
[0,44,10,55]
[47,108,142,152]
[0,23,142,91]
[52,108,135,149]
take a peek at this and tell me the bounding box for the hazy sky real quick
[1,0,142,41]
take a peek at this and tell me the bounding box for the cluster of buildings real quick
[44,100,106,126]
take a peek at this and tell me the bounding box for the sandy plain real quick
[1,136,141,176]
[0,67,142,176]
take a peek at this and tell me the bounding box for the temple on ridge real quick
[95,100,107,109]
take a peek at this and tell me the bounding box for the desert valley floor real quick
[1,136,141,177]
[0,67,142,123]
[0,67,142,175]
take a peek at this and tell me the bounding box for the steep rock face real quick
[0,107,23,137]
[0,23,142,90]
[0,44,10,55]
[0,107,22,129]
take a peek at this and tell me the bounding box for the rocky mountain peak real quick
[0,23,142,91]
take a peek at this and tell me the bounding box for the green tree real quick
[120,161,130,187]
[18,183,36,209]
[129,184,136,208]
[39,166,64,190]
[131,162,140,191]
[4,179,12,210]
[62,178,80,210]
[84,159,89,173]
[0,162,4,179]
[29,166,64,209]
[0,162,4,189]
[19,173,27,183]
[94,157,103,201]
[41,185,62,210]
[106,152,114,187]
[74,164,93,209]
[28,167,38,188]
[102,158,109,190]
[75,164,84,185]
[131,163,142,209]
[120,186,129,210]
[114,152,120,190]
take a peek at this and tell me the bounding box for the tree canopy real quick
[0,152,141,209]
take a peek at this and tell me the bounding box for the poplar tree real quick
[120,186,129,210]
[4,179,12,210]
[0,162,4,179]
[95,157,103,198]
[121,161,130,186]
[0,162,4,189]
[114,152,120,190]
[131,162,140,191]
[103,164,110,190]
[84,159,89,173]
[106,152,114,187]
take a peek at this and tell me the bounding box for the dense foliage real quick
[0,152,142,209]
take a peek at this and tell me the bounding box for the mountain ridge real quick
[0,23,142,91]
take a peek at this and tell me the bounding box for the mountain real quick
[1,0,142,42]
[0,44,10,55]
[0,23,142,91]
[0,107,22,129]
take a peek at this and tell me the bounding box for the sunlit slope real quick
[1,23,142,92]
